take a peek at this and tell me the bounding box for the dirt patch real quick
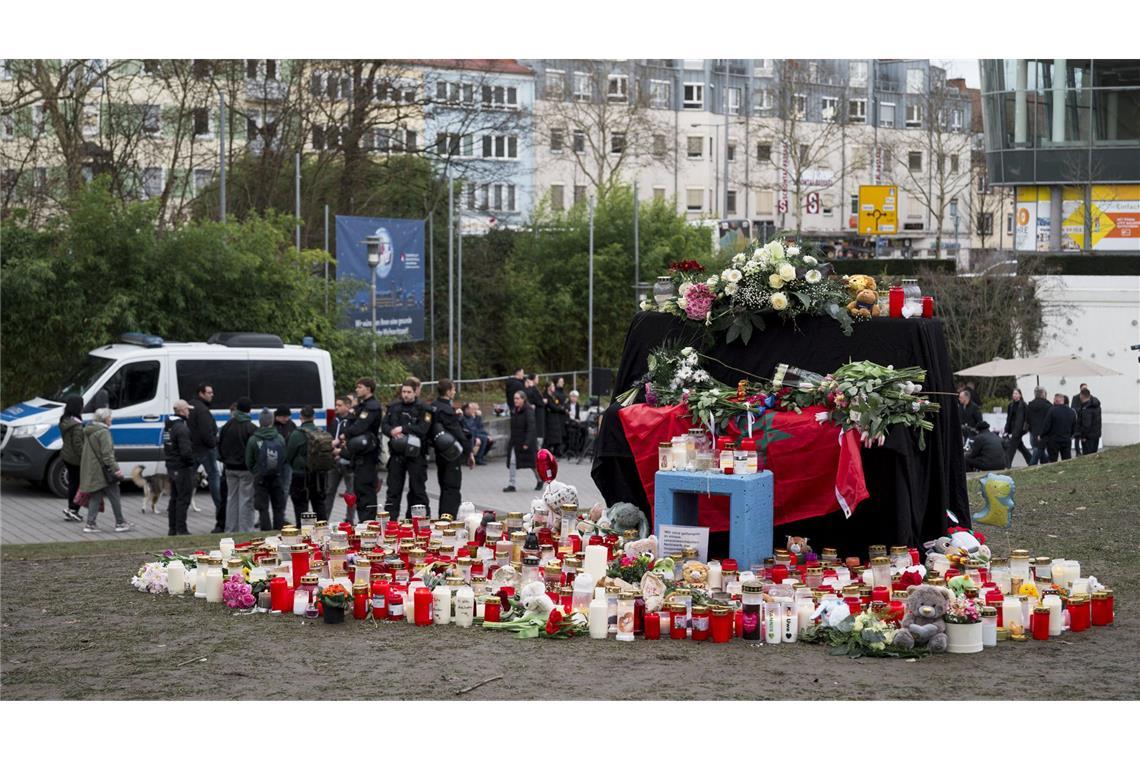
[3,447,1139,700]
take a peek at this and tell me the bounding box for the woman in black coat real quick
[504,390,540,492]
[1003,388,1031,467]
[543,380,567,457]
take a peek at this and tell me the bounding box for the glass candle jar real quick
[981,606,998,647]
[669,603,687,640]
[869,557,892,589]
[644,612,661,640]
[1068,594,1091,632]
[1031,606,1050,640]
[1043,591,1063,636]
[889,546,911,571]
[653,275,675,306]
[671,436,689,471]
[741,582,763,641]
[1091,590,1114,626]
[616,592,636,642]
[658,442,673,471]
[1010,550,1031,583]
[989,558,1011,594]
[691,605,710,641]
[706,607,729,643]
[1033,557,1052,583]
[719,443,735,474]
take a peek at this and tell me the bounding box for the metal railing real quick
[379,370,592,416]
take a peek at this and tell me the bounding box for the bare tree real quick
[534,60,674,195]
[748,60,864,237]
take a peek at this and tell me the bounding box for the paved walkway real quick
[0,458,605,545]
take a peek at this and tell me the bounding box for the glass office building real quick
[980,59,1139,252]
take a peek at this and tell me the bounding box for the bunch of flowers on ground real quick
[131,562,169,594]
[646,241,857,343]
[800,608,919,658]
[222,574,256,609]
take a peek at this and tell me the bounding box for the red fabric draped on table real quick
[618,402,870,531]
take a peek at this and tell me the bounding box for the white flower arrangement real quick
[640,299,653,311]
[732,252,746,265]
[805,269,822,284]
[131,562,169,594]
[724,268,743,284]
[803,255,817,266]
[706,275,720,287]
[768,273,784,289]
[724,282,739,296]
[677,297,688,309]
[787,245,801,257]
[778,263,797,281]
[770,292,789,311]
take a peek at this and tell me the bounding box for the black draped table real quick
[591,311,970,557]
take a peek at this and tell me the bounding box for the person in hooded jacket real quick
[218,397,257,532]
[163,399,195,536]
[965,421,1007,472]
[59,395,86,522]
[246,409,287,530]
[78,407,130,533]
[1075,387,1102,455]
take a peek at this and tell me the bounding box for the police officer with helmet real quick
[430,379,474,519]
[340,377,383,522]
[382,379,431,520]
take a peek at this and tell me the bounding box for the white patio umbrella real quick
[957,354,1121,385]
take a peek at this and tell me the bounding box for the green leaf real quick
[725,321,741,345]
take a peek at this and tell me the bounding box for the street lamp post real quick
[366,234,380,358]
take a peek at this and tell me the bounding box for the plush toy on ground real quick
[847,288,881,317]
[893,584,953,653]
[786,535,812,564]
[598,502,649,538]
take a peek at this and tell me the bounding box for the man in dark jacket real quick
[462,402,494,464]
[1075,388,1102,455]
[965,421,1007,471]
[246,409,287,530]
[958,390,983,445]
[324,396,355,521]
[163,400,196,536]
[1042,393,1078,463]
[1025,386,1052,465]
[188,383,225,533]
[218,397,257,532]
[430,379,473,518]
[505,368,526,410]
[525,373,546,446]
[382,381,431,520]
[285,405,329,524]
[341,378,383,522]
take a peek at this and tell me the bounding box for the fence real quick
[378,370,594,416]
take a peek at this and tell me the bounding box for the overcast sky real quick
[943,59,980,87]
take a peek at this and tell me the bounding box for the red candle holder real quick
[889,287,904,318]
[922,296,934,318]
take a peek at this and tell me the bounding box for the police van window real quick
[249,360,321,408]
[176,360,249,409]
[90,361,161,411]
[51,355,114,401]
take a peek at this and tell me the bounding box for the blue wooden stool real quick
[654,470,775,570]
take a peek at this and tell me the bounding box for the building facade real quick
[979,59,1140,253]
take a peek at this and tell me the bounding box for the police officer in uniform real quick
[430,379,474,518]
[340,377,383,522]
[382,379,431,520]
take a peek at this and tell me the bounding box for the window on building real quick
[607,74,628,102]
[33,166,48,192]
[192,60,212,79]
[1006,212,1014,235]
[847,98,866,123]
[977,212,993,235]
[949,198,959,219]
[550,184,564,211]
[849,61,868,87]
[492,184,502,211]
[649,79,672,109]
[192,107,210,137]
[822,194,835,217]
[482,134,518,159]
[141,105,161,135]
[822,97,839,121]
[792,93,806,118]
[880,102,896,128]
[726,190,737,214]
[908,151,923,172]
[193,169,213,196]
[977,174,987,193]
[141,167,164,200]
[545,69,565,98]
[652,133,667,158]
[462,83,474,105]
[573,71,593,101]
[312,125,325,150]
[754,59,774,77]
[905,104,922,128]
[951,109,963,130]
[726,141,736,162]
[653,186,666,201]
[3,168,19,194]
[686,187,704,211]
[507,87,517,107]
[550,128,564,152]
[799,144,810,165]
[687,135,704,159]
[82,104,100,138]
[573,130,585,153]
[907,68,925,94]
[683,83,704,110]
[753,88,773,113]
[574,185,586,205]
[141,59,160,76]
[756,142,771,162]
[727,87,741,115]
[2,113,15,140]
[246,59,259,79]
[881,147,893,172]
[467,184,477,210]
[611,132,626,154]
[850,194,859,214]
[950,154,959,174]
[756,190,774,215]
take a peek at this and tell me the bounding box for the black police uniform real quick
[341,394,383,521]
[381,397,431,519]
[430,396,471,518]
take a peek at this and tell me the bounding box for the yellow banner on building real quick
[1017,185,1140,251]
[858,185,898,235]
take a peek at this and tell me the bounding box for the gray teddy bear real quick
[892,584,953,653]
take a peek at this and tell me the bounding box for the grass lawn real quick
[2,445,1137,700]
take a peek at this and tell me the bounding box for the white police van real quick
[1,332,335,498]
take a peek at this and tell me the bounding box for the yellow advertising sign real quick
[858,185,898,235]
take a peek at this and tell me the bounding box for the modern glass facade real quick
[980,59,1140,252]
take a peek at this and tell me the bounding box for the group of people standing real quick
[501,370,586,492]
[958,382,1103,472]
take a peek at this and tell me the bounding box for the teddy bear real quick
[892,584,953,653]
[598,502,649,538]
[846,288,881,317]
[845,274,877,297]
[786,535,812,564]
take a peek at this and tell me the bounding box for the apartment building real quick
[523,58,975,257]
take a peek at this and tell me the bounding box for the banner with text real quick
[336,215,425,342]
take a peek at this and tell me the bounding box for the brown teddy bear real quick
[846,288,880,317]
[892,584,952,653]
[845,274,877,296]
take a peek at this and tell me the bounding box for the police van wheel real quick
[43,456,69,500]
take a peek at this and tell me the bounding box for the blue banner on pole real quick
[335,215,425,343]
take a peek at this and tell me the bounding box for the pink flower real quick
[683,283,715,320]
[241,594,256,608]
[620,556,633,567]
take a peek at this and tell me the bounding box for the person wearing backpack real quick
[163,400,196,536]
[246,409,287,531]
[218,397,257,533]
[285,405,332,524]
